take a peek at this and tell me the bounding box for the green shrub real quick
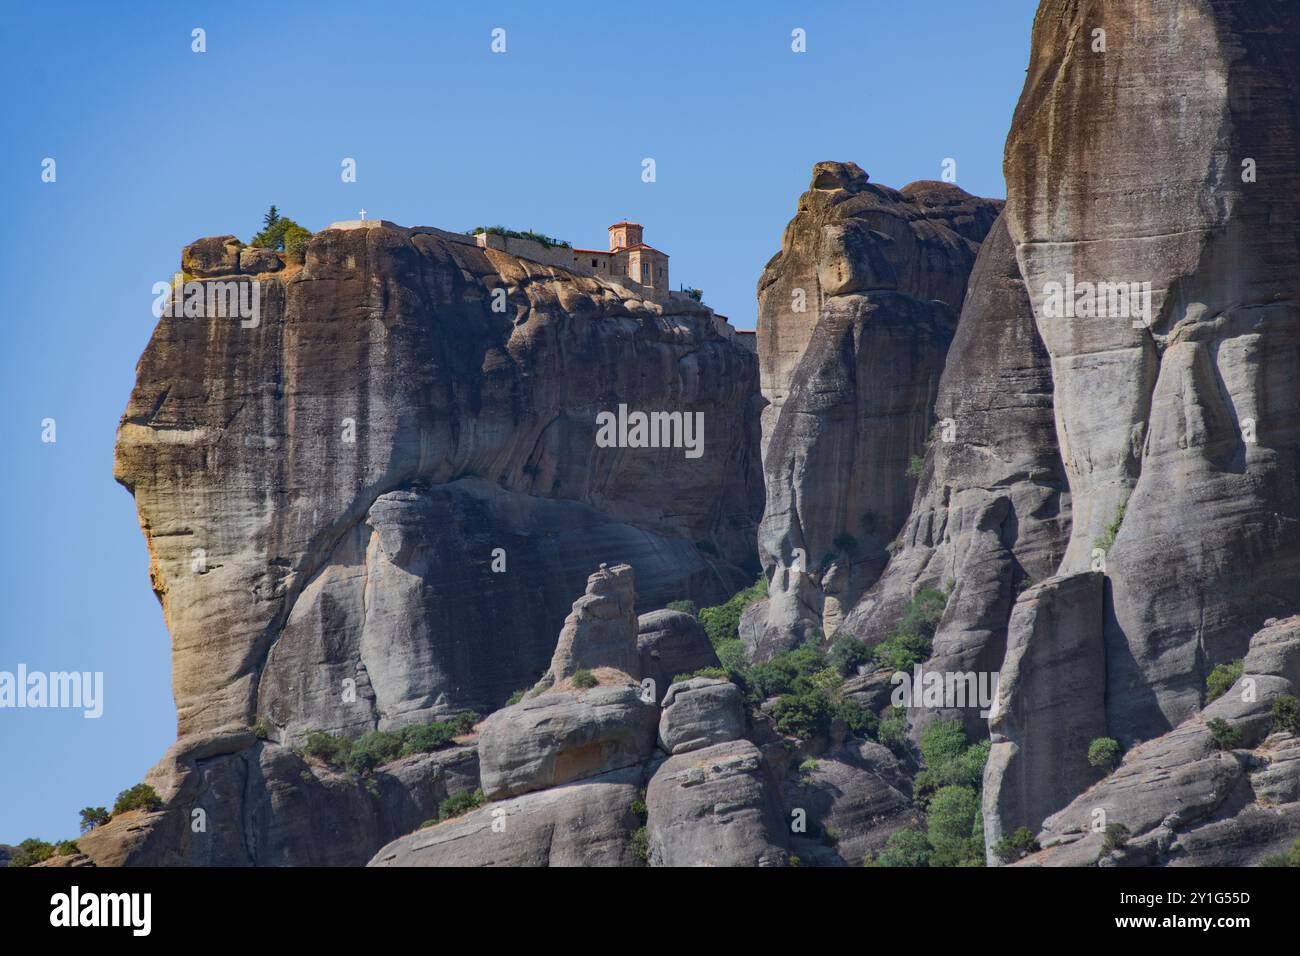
[79,806,110,834]
[347,730,402,774]
[798,758,819,776]
[877,706,909,752]
[9,838,56,867]
[716,639,747,674]
[834,698,879,741]
[250,717,271,740]
[1206,717,1242,751]
[699,575,767,649]
[504,689,526,707]
[746,643,827,700]
[571,669,598,689]
[283,225,311,264]
[906,455,925,479]
[672,666,728,684]
[926,785,984,867]
[871,828,931,867]
[993,826,1040,864]
[1094,499,1128,552]
[828,634,870,675]
[1087,737,1122,770]
[251,206,311,254]
[55,840,80,857]
[913,722,987,806]
[397,722,457,756]
[630,825,649,863]
[871,588,949,671]
[1271,695,1300,735]
[772,690,832,740]
[112,783,162,815]
[438,788,485,821]
[1259,837,1300,867]
[1102,822,1130,854]
[304,731,353,766]
[666,600,698,618]
[1206,660,1244,702]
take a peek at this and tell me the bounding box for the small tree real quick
[1270,694,1300,735]
[79,806,110,834]
[263,205,280,230]
[112,783,162,815]
[1087,737,1122,771]
[1206,717,1242,751]
[828,633,870,675]
[1206,659,1243,702]
[1102,822,1130,855]
[666,599,698,618]
[993,826,1040,864]
[870,828,931,868]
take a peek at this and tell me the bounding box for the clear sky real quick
[0,0,1038,844]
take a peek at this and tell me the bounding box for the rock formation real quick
[751,162,1002,655]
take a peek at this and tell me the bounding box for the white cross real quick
[359,208,367,221]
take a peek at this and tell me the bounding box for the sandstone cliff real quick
[750,164,1002,654]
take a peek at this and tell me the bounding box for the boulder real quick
[657,678,745,754]
[646,739,788,867]
[544,564,639,685]
[181,235,242,277]
[637,609,719,703]
[238,246,282,274]
[368,766,643,867]
[982,572,1106,861]
[477,683,657,800]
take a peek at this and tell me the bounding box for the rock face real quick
[751,163,1002,654]
[982,573,1106,859]
[370,766,644,868]
[636,609,719,704]
[645,740,789,867]
[1023,617,1300,867]
[116,221,763,744]
[543,564,639,685]
[73,729,479,866]
[838,214,1070,743]
[477,683,657,800]
[1002,0,1300,743]
[657,678,746,755]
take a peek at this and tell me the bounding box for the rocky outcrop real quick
[780,741,920,866]
[837,215,1070,743]
[543,563,639,685]
[751,163,1002,654]
[646,740,789,867]
[116,220,762,746]
[71,729,478,866]
[982,572,1107,859]
[370,766,644,868]
[477,682,657,800]
[1023,617,1300,867]
[636,609,719,704]
[1002,0,1300,743]
[657,677,746,755]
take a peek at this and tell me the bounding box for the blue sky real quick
[0,0,1037,844]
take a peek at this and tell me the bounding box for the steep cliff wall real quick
[750,164,1002,655]
[116,221,763,744]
